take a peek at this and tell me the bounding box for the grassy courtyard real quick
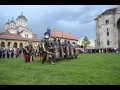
[0,53,120,85]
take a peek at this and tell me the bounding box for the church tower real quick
[116,5,120,13]
[16,12,27,27]
[9,17,16,29]
[5,19,10,30]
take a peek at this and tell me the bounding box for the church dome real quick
[10,17,16,24]
[16,12,27,21]
[10,20,16,23]
[17,15,27,20]
[5,22,10,25]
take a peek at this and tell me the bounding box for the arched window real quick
[25,34,28,38]
[107,40,110,46]
[1,42,5,47]
[13,42,17,48]
[106,19,109,24]
[107,28,109,36]
[8,42,11,47]
[19,42,23,48]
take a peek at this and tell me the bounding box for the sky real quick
[0,5,118,40]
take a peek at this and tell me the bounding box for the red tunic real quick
[23,48,28,62]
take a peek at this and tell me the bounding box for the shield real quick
[73,48,76,58]
[54,47,60,60]
[59,47,64,59]
[66,47,70,59]
[70,48,74,58]
[74,48,79,59]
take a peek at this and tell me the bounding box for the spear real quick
[44,50,55,55]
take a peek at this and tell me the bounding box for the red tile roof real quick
[0,31,40,42]
[51,30,78,41]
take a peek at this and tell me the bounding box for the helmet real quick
[44,32,50,39]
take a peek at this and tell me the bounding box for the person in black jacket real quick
[7,49,10,58]
[3,49,5,58]
[11,49,14,58]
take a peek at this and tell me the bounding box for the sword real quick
[44,50,55,55]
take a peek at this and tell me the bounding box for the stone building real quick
[95,5,120,49]
[0,12,40,48]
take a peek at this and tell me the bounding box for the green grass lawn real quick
[0,53,120,85]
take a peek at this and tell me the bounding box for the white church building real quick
[0,12,40,48]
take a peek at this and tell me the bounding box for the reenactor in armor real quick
[58,38,64,59]
[71,42,75,58]
[62,39,69,59]
[27,41,34,62]
[74,42,79,59]
[71,42,77,58]
[39,41,43,61]
[67,40,72,58]
[51,38,60,61]
[68,40,74,59]
[41,35,55,65]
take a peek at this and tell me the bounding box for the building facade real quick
[0,12,40,48]
[95,5,120,49]
[78,37,95,49]
[43,27,78,44]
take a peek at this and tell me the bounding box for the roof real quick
[16,15,27,21]
[51,30,78,41]
[95,8,117,20]
[0,31,40,42]
[5,22,10,25]
[10,20,16,24]
[0,30,18,36]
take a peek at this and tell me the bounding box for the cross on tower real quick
[21,11,23,15]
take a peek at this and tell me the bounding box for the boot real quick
[30,56,33,63]
[42,57,46,64]
[51,61,55,65]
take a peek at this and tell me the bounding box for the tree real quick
[82,36,90,49]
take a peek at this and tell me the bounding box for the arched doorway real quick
[117,18,120,48]
[1,42,5,47]
[13,42,17,48]
[34,43,37,47]
[8,42,11,47]
[19,42,23,48]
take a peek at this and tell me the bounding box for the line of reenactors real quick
[40,37,79,65]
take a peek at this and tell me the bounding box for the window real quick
[107,28,109,36]
[106,20,109,24]
[98,41,100,46]
[107,28,108,31]
[107,40,110,46]
[25,34,28,38]
[107,32,109,36]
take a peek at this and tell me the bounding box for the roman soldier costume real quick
[62,39,68,59]
[27,41,34,62]
[41,32,55,65]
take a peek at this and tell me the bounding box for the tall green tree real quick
[82,36,90,49]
